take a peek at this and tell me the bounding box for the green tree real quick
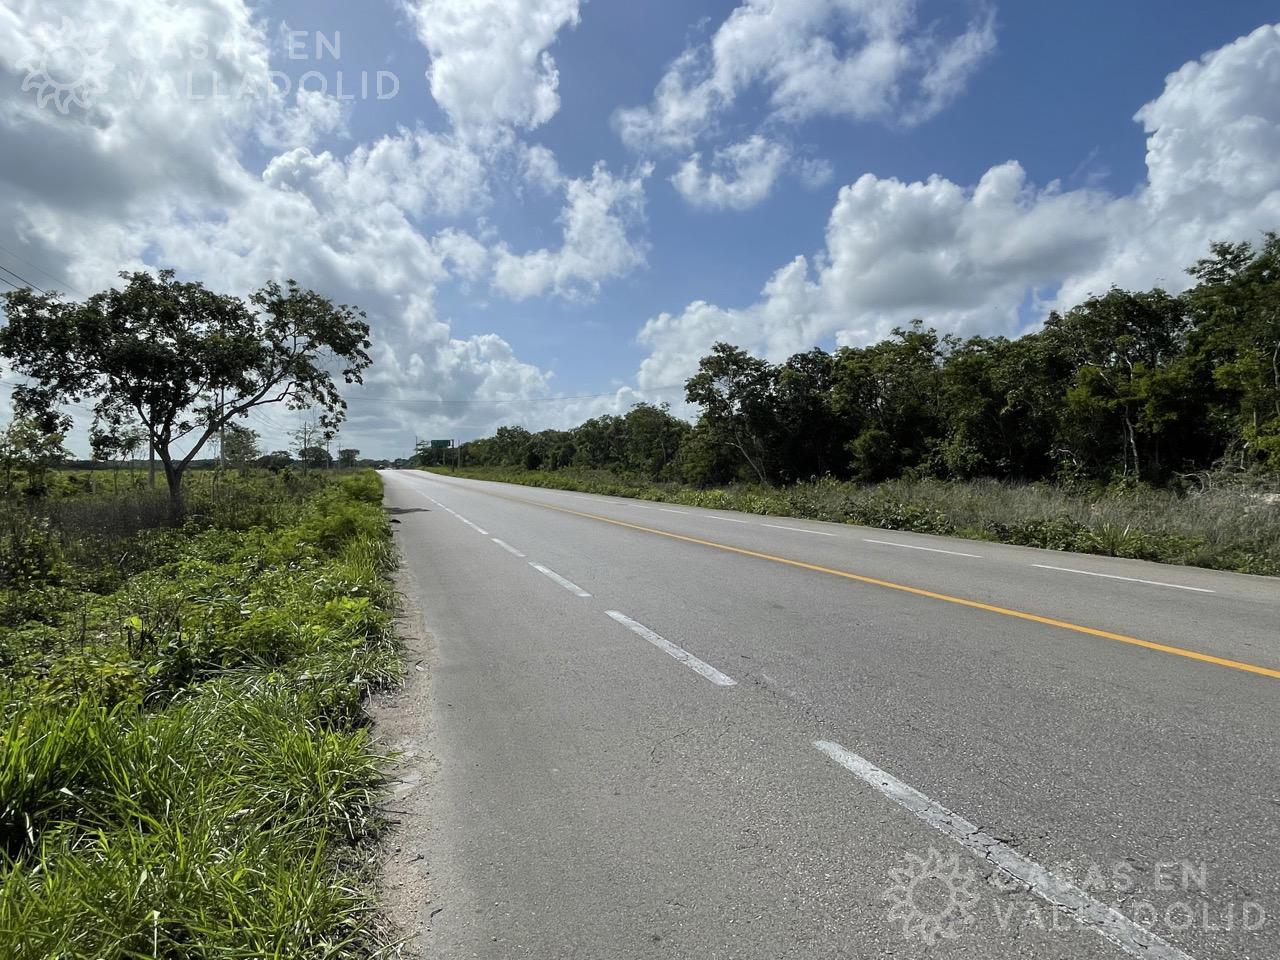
[338,448,360,468]
[0,416,68,497]
[936,334,1070,480]
[298,446,333,469]
[678,420,738,486]
[411,440,433,467]
[620,403,689,479]
[220,423,261,474]
[1184,233,1280,472]
[490,426,534,467]
[118,423,148,480]
[774,348,842,482]
[0,271,370,520]
[258,450,293,471]
[570,415,625,470]
[91,418,134,493]
[1047,289,1191,481]
[830,323,950,480]
[685,343,779,484]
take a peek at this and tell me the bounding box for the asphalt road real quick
[381,469,1280,960]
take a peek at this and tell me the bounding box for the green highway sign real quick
[429,439,453,449]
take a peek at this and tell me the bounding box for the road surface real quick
[380,469,1279,960]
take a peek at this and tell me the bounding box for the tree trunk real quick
[164,463,186,525]
[1125,412,1141,479]
[733,435,770,486]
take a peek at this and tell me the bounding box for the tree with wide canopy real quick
[0,270,371,520]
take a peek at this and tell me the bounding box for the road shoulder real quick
[370,564,440,957]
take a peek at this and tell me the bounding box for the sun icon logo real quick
[17,17,114,115]
[883,847,981,945]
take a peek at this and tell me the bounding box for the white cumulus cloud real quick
[404,0,581,135]
[671,136,792,211]
[0,0,601,455]
[635,24,1280,389]
[492,162,653,300]
[615,0,997,153]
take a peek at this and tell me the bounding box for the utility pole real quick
[215,390,225,501]
[217,389,226,473]
[148,401,156,489]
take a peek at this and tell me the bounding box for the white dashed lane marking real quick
[863,538,981,558]
[491,538,525,557]
[606,611,736,687]
[529,562,591,598]
[814,740,1196,960]
[763,523,836,537]
[1032,564,1214,594]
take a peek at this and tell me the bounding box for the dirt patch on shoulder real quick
[370,571,440,957]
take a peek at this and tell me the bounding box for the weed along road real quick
[382,469,1280,960]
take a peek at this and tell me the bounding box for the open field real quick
[0,470,400,958]
[425,466,1280,576]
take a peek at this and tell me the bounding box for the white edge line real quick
[491,538,525,557]
[706,515,749,524]
[864,538,981,558]
[1032,564,1214,594]
[762,523,837,537]
[658,507,691,515]
[605,611,736,687]
[813,740,1196,960]
[529,562,591,598]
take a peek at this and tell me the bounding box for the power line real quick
[243,408,296,434]
[0,264,47,296]
[0,243,88,298]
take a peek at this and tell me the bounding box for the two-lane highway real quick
[382,469,1280,960]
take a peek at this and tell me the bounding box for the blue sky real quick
[2,1,1279,455]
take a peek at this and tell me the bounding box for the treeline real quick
[450,235,1280,488]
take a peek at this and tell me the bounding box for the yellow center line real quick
[452,479,1280,683]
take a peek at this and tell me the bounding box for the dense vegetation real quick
[0,469,399,958]
[427,236,1280,574]
[450,236,1280,488]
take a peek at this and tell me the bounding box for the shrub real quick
[0,513,63,589]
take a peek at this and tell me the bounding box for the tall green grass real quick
[0,470,399,958]
[427,466,1280,575]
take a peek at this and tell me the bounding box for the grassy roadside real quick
[425,466,1280,576]
[0,470,400,958]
